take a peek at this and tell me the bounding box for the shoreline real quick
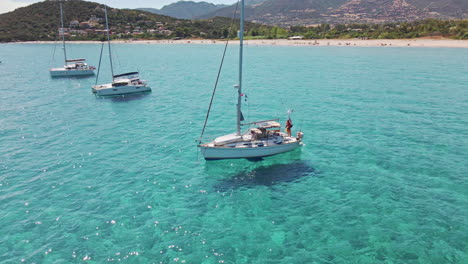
[5,38,468,48]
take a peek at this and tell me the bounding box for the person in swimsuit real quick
[285,118,293,137]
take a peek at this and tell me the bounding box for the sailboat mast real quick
[60,3,67,65]
[104,7,115,79]
[236,0,245,136]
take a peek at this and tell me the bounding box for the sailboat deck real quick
[202,136,300,149]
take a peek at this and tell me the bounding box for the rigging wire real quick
[49,35,59,68]
[95,41,105,85]
[49,4,61,68]
[198,0,240,143]
[113,45,122,73]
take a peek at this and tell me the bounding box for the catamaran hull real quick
[200,141,302,160]
[50,69,95,77]
[92,85,151,96]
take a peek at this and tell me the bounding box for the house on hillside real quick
[69,29,87,36]
[69,20,80,28]
[161,30,173,36]
[79,22,90,28]
[89,15,101,22]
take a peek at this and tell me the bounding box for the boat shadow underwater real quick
[96,91,151,103]
[212,161,317,192]
[51,75,95,80]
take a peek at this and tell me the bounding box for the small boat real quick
[49,3,95,77]
[50,59,95,77]
[92,7,151,96]
[200,119,303,160]
[92,72,149,96]
[198,0,303,160]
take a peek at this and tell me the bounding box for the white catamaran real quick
[198,0,304,160]
[49,3,95,77]
[92,7,151,96]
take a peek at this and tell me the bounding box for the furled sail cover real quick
[66,59,86,62]
[114,72,139,78]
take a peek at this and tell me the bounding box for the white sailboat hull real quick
[92,83,151,96]
[50,68,95,77]
[200,140,302,160]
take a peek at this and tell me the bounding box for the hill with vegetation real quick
[0,0,271,42]
[289,19,468,40]
[138,0,267,20]
[200,0,468,26]
[0,0,466,42]
[138,1,227,20]
[407,0,468,18]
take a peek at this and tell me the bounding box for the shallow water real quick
[0,43,467,263]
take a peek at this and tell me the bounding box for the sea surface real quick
[0,43,467,263]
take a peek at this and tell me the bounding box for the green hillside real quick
[407,0,468,18]
[290,19,468,40]
[0,0,271,42]
[0,0,466,41]
[200,0,468,25]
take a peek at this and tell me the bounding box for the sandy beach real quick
[8,38,468,48]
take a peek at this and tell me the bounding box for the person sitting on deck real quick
[285,118,293,137]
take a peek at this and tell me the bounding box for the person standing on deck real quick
[285,118,293,137]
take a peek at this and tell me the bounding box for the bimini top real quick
[257,121,281,129]
[114,72,139,79]
[66,59,86,62]
[242,119,281,129]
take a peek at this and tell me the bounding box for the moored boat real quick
[200,120,303,160]
[92,6,151,96]
[198,0,303,160]
[92,72,150,96]
[49,3,95,77]
[50,59,95,77]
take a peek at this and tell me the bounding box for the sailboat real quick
[49,3,95,77]
[92,7,151,96]
[198,0,304,160]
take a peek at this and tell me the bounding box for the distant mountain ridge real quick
[245,0,268,5]
[199,0,468,25]
[138,0,269,20]
[138,1,228,19]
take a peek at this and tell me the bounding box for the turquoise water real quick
[0,43,467,263]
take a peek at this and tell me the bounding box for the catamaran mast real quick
[59,3,67,65]
[236,0,244,136]
[104,7,115,79]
